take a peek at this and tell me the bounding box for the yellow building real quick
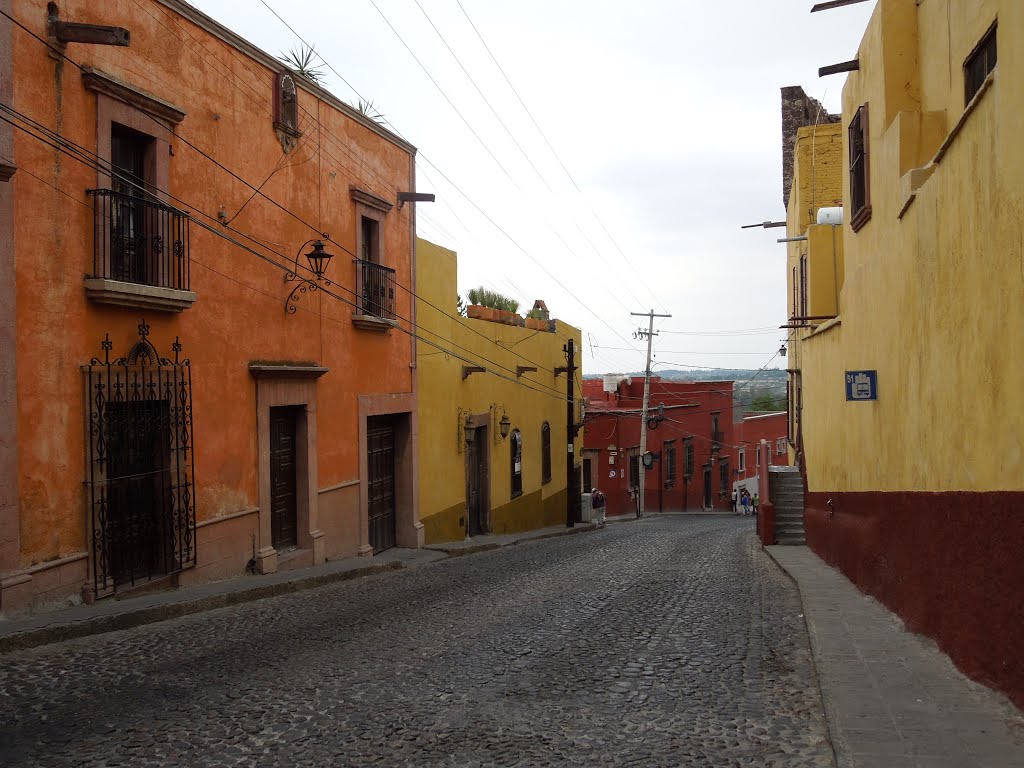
[782,0,1023,707]
[415,239,583,544]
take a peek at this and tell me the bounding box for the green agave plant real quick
[279,44,326,85]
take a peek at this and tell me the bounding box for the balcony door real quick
[110,123,153,283]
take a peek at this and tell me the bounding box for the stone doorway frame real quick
[249,364,328,573]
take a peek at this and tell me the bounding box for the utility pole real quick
[631,309,671,517]
[564,337,578,527]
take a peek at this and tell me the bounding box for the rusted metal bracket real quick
[462,366,485,380]
[553,366,568,376]
[515,366,537,377]
[46,4,129,61]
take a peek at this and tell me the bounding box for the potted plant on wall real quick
[525,307,549,331]
[465,287,519,324]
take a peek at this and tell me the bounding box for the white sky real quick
[192,0,875,375]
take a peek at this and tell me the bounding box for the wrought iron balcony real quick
[89,189,190,290]
[355,259,396,321]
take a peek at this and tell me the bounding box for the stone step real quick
[774,504,803,512]
[775,535,806,546]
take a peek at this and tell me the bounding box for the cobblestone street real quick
[0,518,834,767]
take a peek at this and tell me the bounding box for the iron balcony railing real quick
[90,189,190,290]
[355,259,396,321]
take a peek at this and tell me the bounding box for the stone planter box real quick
[468,304,497,321]
[525,317,548,331]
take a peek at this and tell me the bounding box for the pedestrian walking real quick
[730,487,738,514]
[741,490,750,516]
[752,492,759,517]
[591,488,606,528]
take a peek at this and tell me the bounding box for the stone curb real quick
[762,545,842,768]
[0,561,401,655]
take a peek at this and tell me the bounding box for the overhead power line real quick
[0,104,571,402]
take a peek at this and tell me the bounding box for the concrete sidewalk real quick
[768,545,1024,768]
[0,522,593,654]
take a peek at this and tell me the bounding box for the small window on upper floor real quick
[739,449,746,473]
[849,104,871,232]
[965,23,997,104]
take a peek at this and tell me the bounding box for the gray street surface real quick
[0,518,833,767]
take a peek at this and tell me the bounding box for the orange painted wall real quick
[9,0,415,569]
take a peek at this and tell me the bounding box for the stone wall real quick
[781,85,839,208]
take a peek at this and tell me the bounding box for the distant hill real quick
[584,368,788,420]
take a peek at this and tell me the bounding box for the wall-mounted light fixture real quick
[490,403,511,443]
[285,235,333,314]
[779,343,787,358]
[464,415,476,445]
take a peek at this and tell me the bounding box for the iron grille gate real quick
[85,321,196,597]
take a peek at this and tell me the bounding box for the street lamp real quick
[284,234,333,314]
[304,240,332,279]
[499,413,511,439]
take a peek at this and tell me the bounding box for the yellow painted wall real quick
[793,0,1023,492]
[416,239,583,542]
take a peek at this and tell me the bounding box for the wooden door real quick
[270,406,298,549]
[368,418,396,553]
[105,399,171,585]
[466,427,488,536]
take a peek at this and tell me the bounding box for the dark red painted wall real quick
[805,490,1024,710]
[583,377,735,516]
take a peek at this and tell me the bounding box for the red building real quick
[733,411,790,487]
[582,376,735,516]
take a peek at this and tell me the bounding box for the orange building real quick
[0,0,426,612]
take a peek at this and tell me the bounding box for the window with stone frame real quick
[684,439,694,479]
[719,459,729,496]
[739,448,746,473]
[628,448,640,490]
[82,69,192,311]
[964,23,997,104]
[848,104,871,232]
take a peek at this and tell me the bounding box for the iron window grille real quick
[89,189,190,290]
[848,104,871,231]
[628,450,639,490]
[355,259,397,320]
[510,429,523,498]
[541,422,551,484]
[964,23,997,104]
[684,440,695,479]
[84,321,196,598]
[719,460,730,494]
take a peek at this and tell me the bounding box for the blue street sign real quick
[845,370,878,401]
